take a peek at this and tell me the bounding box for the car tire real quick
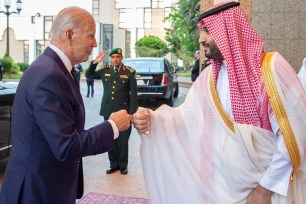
[164,90,174,107]
[174,82,179,98]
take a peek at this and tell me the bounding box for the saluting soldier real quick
[86,48,138,175]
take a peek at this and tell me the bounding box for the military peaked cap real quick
[198,1,240,22]
[109,48,123,56]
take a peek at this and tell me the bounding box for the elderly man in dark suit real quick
[0,7,132,204]
[86,48,138,175]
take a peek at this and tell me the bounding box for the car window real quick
[164,60,171,73]
[123,60,164,72]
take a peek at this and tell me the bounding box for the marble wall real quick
[200,0,306,71]
[252,0,306,71]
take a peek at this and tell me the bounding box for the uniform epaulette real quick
[101,65,112,69]
[126,66,135,73]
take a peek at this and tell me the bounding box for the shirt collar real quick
[221,60,228,70]
[114,64,123,70]
[49,44,73,73]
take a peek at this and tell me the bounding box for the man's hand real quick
[132,107,150,134]
[246,184,273,204]
[109,110,132,132]
[93,51,107,64]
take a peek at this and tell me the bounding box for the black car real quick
[0,82,17,159]
[123,57,179,106]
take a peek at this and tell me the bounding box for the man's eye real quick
[202,26,209,33]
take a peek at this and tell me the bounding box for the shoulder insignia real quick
[101,65,112,70]
[126,66,135,73]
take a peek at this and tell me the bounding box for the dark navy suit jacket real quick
[0,47,114,204]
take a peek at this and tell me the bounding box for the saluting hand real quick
[93,51,107,64]
[132,107,151,134]
[109,110,132,132]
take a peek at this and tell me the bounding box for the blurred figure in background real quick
[73,63,83,84]
[191,50,200,82]
[85,68,94,97]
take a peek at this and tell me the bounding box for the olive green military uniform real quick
[86,61,138,170]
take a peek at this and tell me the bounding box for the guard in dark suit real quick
[0,7,132,204]
[191,50,210,82]
[87,48,138,175]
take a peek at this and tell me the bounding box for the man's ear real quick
[65,29,74,43]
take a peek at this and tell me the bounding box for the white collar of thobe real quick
[217,60,232,118]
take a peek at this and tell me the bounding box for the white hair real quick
[49,6,93,40]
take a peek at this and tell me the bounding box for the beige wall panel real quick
[271,13,286,39]
[145,9,166,40]
[252,13,272,39]
[299,14,306,39]
[268,40,286,56]
[285,39,306,71]
[252,0,306,71]
[0,28,23,62]
[200,0,213,12]
[271,0,285,12]
[285,0,300,12]
[199,0,306,70]
[257,0,272,12]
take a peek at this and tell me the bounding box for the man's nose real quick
[92,38,97,47]
[199,33,206,43]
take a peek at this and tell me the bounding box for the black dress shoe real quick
[106,167,119,174]
[120,168,128,175]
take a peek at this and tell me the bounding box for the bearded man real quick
[132,2,306,204]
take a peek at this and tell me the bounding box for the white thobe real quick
[217,61,292,196]
[298,57,306,91]
[140,52,306,204]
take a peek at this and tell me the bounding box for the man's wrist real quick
[108,119,119,139]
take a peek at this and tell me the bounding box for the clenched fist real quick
[132,107,151,134]
[109,110,132,132]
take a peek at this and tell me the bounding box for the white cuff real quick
[259,170,291,196]
[108,119,119,139]
[259,134,292,196]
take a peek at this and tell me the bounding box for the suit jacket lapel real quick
[43,47,85,113]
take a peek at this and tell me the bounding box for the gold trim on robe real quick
[261,52,301,173]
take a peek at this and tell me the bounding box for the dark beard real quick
[204,42,223,60]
